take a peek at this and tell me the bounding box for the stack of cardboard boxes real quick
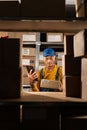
[61,30,87,130]
[63,29,87,99]
[74,29,87,99]
[22,47,36,85]
[63,35,81,97]
[22,33,36,86]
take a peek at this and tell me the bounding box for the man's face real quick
[43,56,56,70]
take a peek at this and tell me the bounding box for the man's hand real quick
[28,69,38,85]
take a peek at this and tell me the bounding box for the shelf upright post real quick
[35,32,41,71]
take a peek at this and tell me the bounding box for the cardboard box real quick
[64,35,74,55]
[22,66,28,76]
[81,57,87,100]
[40,79,63,91]
[22,33,36,41]
[64,76,81,98]
[22,66,30,85]
[75,0,87,17]
[29,48,36,56]
[0,38,21,68]
[57,60,62,67]
[0,67,21,99]
[47,33,63,42]
[62,55,81,76]
[22,76,30,85]
[22,56,35,66]
[22,48,36,56]
[74,29,87,57]
[57,52,64,59]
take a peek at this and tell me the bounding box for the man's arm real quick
[28,69,40,91]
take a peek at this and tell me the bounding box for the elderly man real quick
[28,48,63,92]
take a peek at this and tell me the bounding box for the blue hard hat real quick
[43,48,56,57]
